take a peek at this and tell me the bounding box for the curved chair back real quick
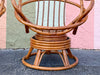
[11,0,94,35]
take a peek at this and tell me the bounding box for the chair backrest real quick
[35,0,66,27]
[0,0,5,16]
[11,0,94,35]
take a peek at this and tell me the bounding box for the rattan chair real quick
[0,0,6,16]
[11,0,94,71]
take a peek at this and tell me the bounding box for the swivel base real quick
[22,36,78,71]
[22,51,78,71]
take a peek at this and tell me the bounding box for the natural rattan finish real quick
[0,0,6,17]
[11,0,94,71]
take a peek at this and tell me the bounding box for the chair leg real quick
[62,50,70,67]
[66,49,74,58]
[46,51,51,54]
[25,47,33,59]
[34,50,41,66]
[22,49,78,70]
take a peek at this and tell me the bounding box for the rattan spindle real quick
[53,0,55,27]
[0,0,6,17]
[11,0,94,71]
[63,0,66,26]
[58,0,61,27]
